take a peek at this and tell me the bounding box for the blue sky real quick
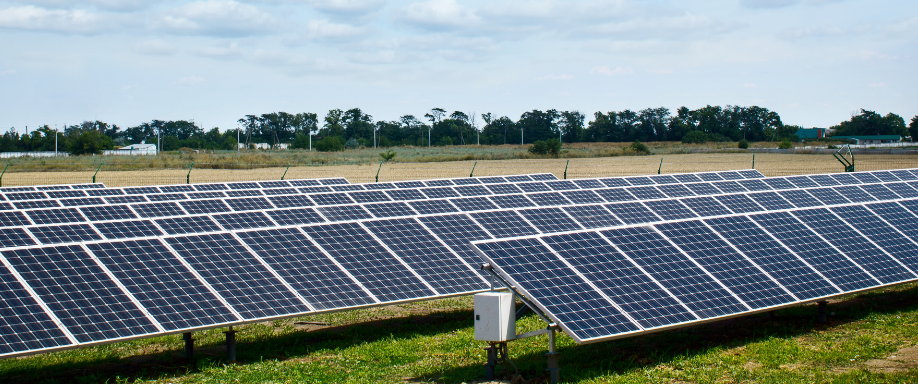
[0,0,914,133]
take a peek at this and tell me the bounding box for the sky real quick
[0,0,915,133]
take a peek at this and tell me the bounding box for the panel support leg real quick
[183,332,194,359]
[225,327,237,363]
[484,344,497,380]
[817,301,827,324]
[546,328,560,384]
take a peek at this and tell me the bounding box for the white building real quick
[103,144,157,156]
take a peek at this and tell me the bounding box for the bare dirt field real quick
[2,153,915,187]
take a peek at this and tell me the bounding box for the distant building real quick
[273,143,290,150]
[103,144,157,156]
[831,135,903,145]
[796,128,826,140]
[251,143,270,150]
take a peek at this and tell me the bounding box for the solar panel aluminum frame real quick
[470,196,918,345]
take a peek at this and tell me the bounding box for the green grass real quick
[5,285,918,383]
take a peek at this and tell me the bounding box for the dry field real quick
[1,153,915,187]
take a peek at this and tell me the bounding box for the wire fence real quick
[0,153,915,187]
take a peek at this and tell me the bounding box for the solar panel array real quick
[9,168,918,358]
[0,172,792,356]
[472,168,918,344]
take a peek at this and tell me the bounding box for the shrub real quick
[435,136,454,146]
[315,136,344,152]
[66,129,115,156]
[291,134,310,149]
[738,139,750,149]
[778,139,793,149]
[344,138,360,149]
[630,140,650,154]
[682,131,709,144]
[528,139,562,156]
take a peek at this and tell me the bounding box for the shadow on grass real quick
[5,284,918,384]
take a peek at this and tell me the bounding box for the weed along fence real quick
[0,153,916,187]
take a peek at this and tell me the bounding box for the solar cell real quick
[225,197,274,212]
[528,192,571,206]
[714,194,764,213]
[649,175,679,184]
[737,179,772,192]
[262,188,298,195]
[299,186,332,194]
[545,181,579,191]
[655,220,795,309]
[27,208,86,224]
[530,174,558,181]
[852,172,883,184]
[485,184,524,195]
[268,195,315,208]
[80,205,137,221]
[561,190,606,204]
[656,184,696,198]
[394,181,426,189]
[680,196,732,216]
[319,178,350,185]
[6,192,47,201]
[453,178,482,185]
[505,175,533,182]
[15,200,61,210]
[834,186,876,203]
[267,208,326,226]
[474,238,640,341]
[624,177,653,186]
[226,182,259,190]
[188,192,227,200]
[385,189,426,201]
[165,233,310,319]
[287,180,320,187]
[146,193,187,202]
[572,179,604,189]
[470,211,539,237]
[518,207,583,233]
[226,189,265,197]
[830,205,918,273]
[0,211,31,227]
[0,203,12,211]
[595,188,637,202]
[316,205,373,222]
[132,202,186,218]
[599,226,748,319]
[419,187,460,199]
[857,184,898,201]
[562,205,622,229]
[599,178,630,187]
[2,245,159,342]
[86,189,124,196]
[830,173,861,185]
[711,181,746,193]
[451,197,498,212]
[161,185,194,193]
[891,170,918,181]
[643,200,697,221]
[124,186,160,195]
[885,183,918,198]
[478,176,507,184]
[809,175,841,186]
[193,184,229,191]
[717,171,744,180]
[155,216,222,235]
[236,228,375,310]
[517,182,552,193]
[870,171,900,182]
[761,178,796,190]
[93,220,163,239]
[777,190,822,208]
[738,170,766,179]
[424,179,455,186]
[697,173,724,181]
[684,183,722,196]
[785,176,820,188]
[213,211,276,230]
[179,199,231,215]
[331,185,365,192]
[408,199,459,215]
[605,202,660,224]
[490,194,537,209]
[808,188,850,205]
[105,195,148,204]
[748,192,795,211]
[0,227,36,247]
[301,223,435,301]
[258,181,290,188]
[672,174,703,183]
[363,218,486,294]
[87,239,239,330]
[418,214,493,267]
[349,191,393,203]
[363,183,395,190]
[47,190,86,199]
[311,193,355,206]
[364,202,417,218]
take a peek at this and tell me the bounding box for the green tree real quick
[66,129,114,155]
[315,136,344,151]
[831,109,908,136]
[682,131,709,144]
[321,109,345,138]
[910,115,918,141]
[528,139,562,156]
[738,139,750,149]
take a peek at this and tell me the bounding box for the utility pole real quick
[55,124,58,156]
[237,128,240,153]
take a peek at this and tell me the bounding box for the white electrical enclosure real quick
[474,292,515,341]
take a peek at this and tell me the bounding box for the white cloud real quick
[193,42,244,59]
[133,39,176,55]
[155,0,278,37]
[0,5,116,34]
[399,0,480,31]
[8,0,158,12]
[178,76,206,85]
[590,66,633,76]
[303,0,384,15]
[739,0,843,9]
[303,19,366,40]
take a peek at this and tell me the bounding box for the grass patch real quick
[5,285,918,383]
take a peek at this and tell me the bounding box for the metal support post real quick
[225,327,237,362]
[470,161,477,177]
[183,332,194,359]
[546,328,560,384]
[563,159,569,179]
[484,343,497,380]
[281,164,291,180]
[752,154,755,169]
[186,162,194,184]
[658,157,663,174]
[92,162,103,183]
[0,162,9,187]
[817,301,827,323]
[376,161,383,182]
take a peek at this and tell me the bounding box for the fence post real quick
[186,162,194,184]
[658,158,663,175]
[563,160,570,179]
[375,161,383,182]
[92,162,104,183]
[281,164,291,180]
[752,154,755,169]
[469,161,477,177]
[0,162,9,187]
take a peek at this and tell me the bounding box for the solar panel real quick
[155,216,222,235]
[80,205,137,221]
[2,245,160,342]
[86,239,239,330]
[517,207,583,233]
[561,205,622,229]
[0,227,37,247]
[452,197,498,212]
[225,197,274,212]
[680,196,732,216]
[226,190,263,197]
[470,211,539,237]
[187,192,226,199]
[642,200,697,221]
[213,211,276,230]
[133,202,186,218]
[490,194,537,209]
[714,194,764,213]
[316,205,373,221]
[350,191,393,203]
[267,208,326,226]
[408,199,459,215]
[748,192,795,211]
[268,195,314,208]
[364,202,417,218]
[93,220,163,239]
[561,190,606,205]
[528,192,571,206]
[15,200,61,210]
[29,224,102,244]
[300,223,436,301]
[0,266,72,354]
[165,233,310,319]
[605,202,659,224]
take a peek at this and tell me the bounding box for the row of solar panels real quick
[6,168,918,251]
[0,169,914,358]
[473,188,918,344]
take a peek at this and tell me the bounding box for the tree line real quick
[4,107,916,155]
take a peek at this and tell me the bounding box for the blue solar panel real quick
[349,191,392,203]
[711,181,746,193]
[362,218,486,294]
[452,197,498,212]
[87,239,238,330]
[474,238,641,342]
[777,190,822,208]
[751,211,880,291]
[213,211,276,230]
[600,226,748,319]
[528,192,571,206]
[705,216,839,300]
[605,202,660,224]
[300,223,435,302]
[268,195,314,208]
[595,188,637,202]
[656,220,796,309]
[737,179,772,192]
[470,211,539,237]
[236,228,375,310]
[165,233,310,319]
[316,205,373,222]
[408,199,459,215]
[29,224,102,244]
[156,216,222,235]
[834,186,876,203]
[517,182,552,193]
[562,205,622,229]
[418,214,493,267]
[643,200,697,221]
[0,266,71,355]
[714,194,764,213]
[627,186,667,200]
[886,183,918,198]
[489,194,537,209]
[858,184,899,201]
[656,184,696,198]
[748,192,795,211]
[831,205,918,273]
[364,202,416,218]
[518,207,583,233]
[93,220,163,239]
[561,190,606,204]
[684,182,722,196]
[680,196,732,216]
[540,231,696,328]
[2,245,159,343]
